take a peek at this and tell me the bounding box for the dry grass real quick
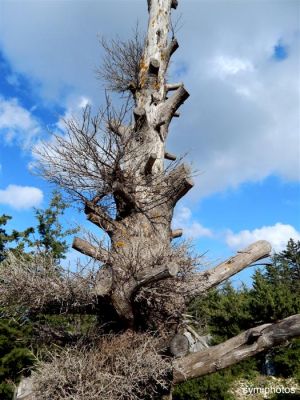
[31,331,171,400]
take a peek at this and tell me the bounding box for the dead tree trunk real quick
[71,0,192,328]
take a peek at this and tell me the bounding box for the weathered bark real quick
[187,240,272,300]
[173,314,300,383]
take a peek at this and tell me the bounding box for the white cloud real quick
[0,184,43,209]
[173,206,213,239]
[167,1,300,198]
[0,97,41,148]
[225,223,300,252]
[211,55,254,77]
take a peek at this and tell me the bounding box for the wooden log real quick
[173,314,300,383]
[135,262,179,291]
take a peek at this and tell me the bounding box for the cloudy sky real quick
[0,0,299,277]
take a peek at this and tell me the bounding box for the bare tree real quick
[2,1,299,399]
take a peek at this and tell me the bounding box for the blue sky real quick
[0,0,299,279]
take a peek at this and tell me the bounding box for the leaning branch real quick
[187,240,271,299]
[173,314,300,383]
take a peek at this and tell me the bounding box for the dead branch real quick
[165,163,194,206]
[31,332,171,400]
[72,237,109,263]
[158,86,190,125]
[173,314,300,383]
[186,240,272,299]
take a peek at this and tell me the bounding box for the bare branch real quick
[173,314,300,383]
[97,26,144,95]
[107,119,130,138]
[32,333,172,400]
[72,237,109,263]
[158,86,189,125]
[165,38,179,66]
[84,201,116,234]
[187,240,272,299]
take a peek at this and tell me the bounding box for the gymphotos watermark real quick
[242,385,297,396]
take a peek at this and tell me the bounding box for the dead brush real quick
[31,331,172,400]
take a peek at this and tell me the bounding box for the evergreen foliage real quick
[0,320,34,398]
[29,191,78,262]
[0,215,34,262]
